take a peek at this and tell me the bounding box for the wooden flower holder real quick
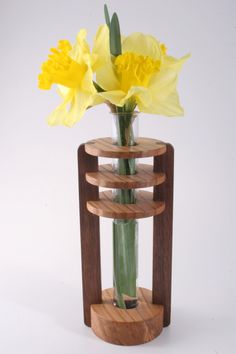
[78,137,174,346]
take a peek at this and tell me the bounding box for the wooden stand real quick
[78,137,174,345]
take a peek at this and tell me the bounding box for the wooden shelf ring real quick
[85,137,166,158]
[87,190,165,219]
[86,164,166,189]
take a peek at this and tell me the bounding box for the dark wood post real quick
[78,144,102,327]
[152,143,174,327]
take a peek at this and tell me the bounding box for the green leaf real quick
[110,13,122,57]
[104,4,110,28]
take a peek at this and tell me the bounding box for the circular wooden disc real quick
[91,287,164,346]
[86,164,166,189]
[87,190,165,219]
[85,137,166,158]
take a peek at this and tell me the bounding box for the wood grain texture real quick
[87,190,165,219]
[78,144,102,327]
[91,287,163,345]
[152,144,174,327]
[85,137,166,158]
[86,163,166,189]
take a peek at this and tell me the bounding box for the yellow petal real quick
[139,89,184,116]
[93,25,120,91]
[48,90,93,127]
[128,87,151,108]
[96,62,120,91]
[91,93,105,106]
[47,89,73,126]
[100,86,150,108]
[122,86,151,107]
[162,53,190,72]
[122,33,162,60]
[64,91,91,126]
[133,64,185,116]
[56,84,70,98]
[148,69,178,99]
[70,29,90,64]
[92,25,110,70]
[99,90,126,106]
[81,64,95,93]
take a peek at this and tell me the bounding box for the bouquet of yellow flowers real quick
[38,5,189,310]
[38,5,189,127]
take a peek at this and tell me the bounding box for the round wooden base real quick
[91,288,164,346]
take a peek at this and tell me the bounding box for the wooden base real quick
[91,288,164,346]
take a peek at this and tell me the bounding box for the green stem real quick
[113,108,138,309]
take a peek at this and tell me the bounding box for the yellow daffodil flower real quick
[94,25,190,116]
[38,29,101,127]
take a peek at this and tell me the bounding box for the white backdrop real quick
[0,0,235,353]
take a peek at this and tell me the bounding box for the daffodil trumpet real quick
[38,30,104,127]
